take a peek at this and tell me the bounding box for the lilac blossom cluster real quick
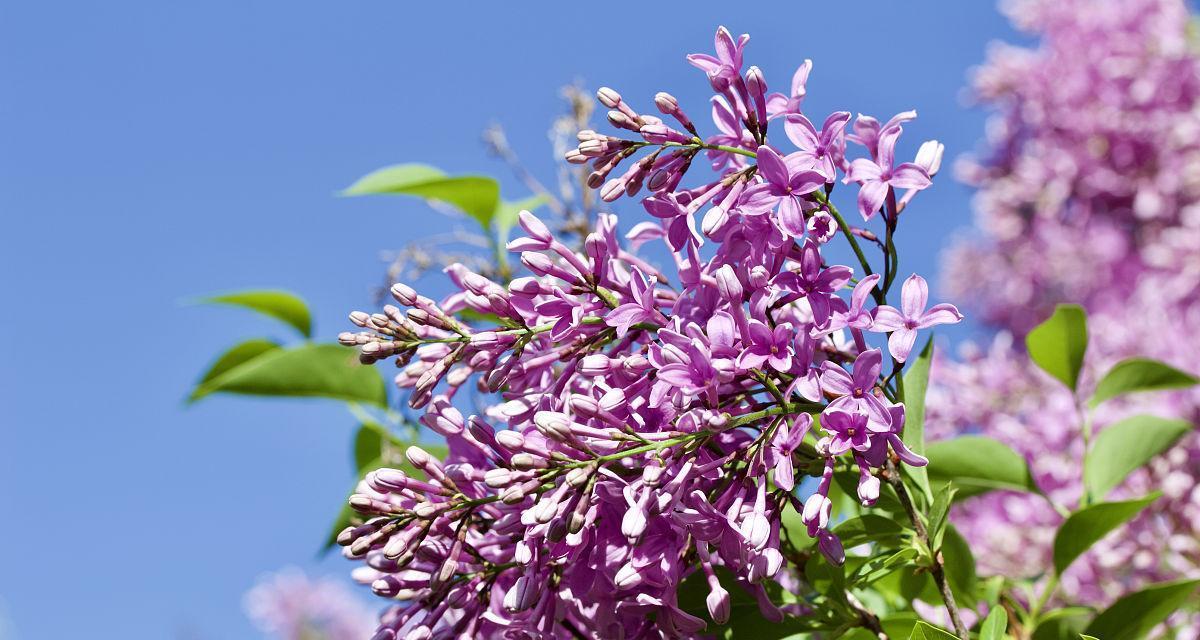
[931,0,1200,631]
[333,27,959,639]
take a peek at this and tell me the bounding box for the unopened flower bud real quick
[596,87,622,108]
[390,283,419,306]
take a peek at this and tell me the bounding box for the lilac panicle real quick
[336,25,949,639]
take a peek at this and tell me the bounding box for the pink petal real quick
[755,145,790,187]
[783,114,820,150]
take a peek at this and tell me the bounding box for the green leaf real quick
[343,163,501,228]
[495,194,551,242]
[941,524,978,608]
[1084,415,1191,500]
[832,514,908,549]
[926,436,1039,496]
[927,482,957,550]
[908,621,959,640]
[676,565,824,639]
[848,548,919,587]
[902,338,935,502]
[980,606,1007,640]
[190,338,280,400]
[1089,357,1198,408]
[200,290,312,337]
[1084,578,1200,640]
[1079,636,1098,640]
[1031,608,1092,640]
[191,343,387,407]
[1025,304,1088,391]
[354,422,386,471]
[1053,493,1160,575]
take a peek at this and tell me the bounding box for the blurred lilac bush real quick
[931,0,1200,631]
[245,569,376,640]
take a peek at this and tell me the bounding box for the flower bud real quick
[518,210,553,244]
[596,87,622,108]
[578,354,612,376]
[390,283,419,306]
[714,264,743,302]
[706,584,731,624]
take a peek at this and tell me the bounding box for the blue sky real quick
[0,2,1018,638]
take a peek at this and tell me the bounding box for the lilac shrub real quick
[245,568,377,640]
[931,0,1200,632]
[334,27,965,639]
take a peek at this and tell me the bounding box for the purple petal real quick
[819,363,855,396]
[901,274,929,318]
[889,163,932,190]
[783,114,819,151]
[777,196,807,237]
[856,179,889,220]
[854,348,883,388]
[755,145,790,187]
[919,303,964,328]
[844,158,883,183]
[871,305,906,331]
[888,328,918,363]
[877,124,902,169]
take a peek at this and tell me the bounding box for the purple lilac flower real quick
[872,274,963,362]
[845,124,933,220]
[334,26,946,638]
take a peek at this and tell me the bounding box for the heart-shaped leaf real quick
[1025,304,1088,391]
[1053,493,1159,575]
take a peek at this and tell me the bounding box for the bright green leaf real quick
[848,548,919,586]
[343,163,501,229]
[354,422,386,472]
[926,436,1039,496]
[1025,304,1088,391]
[1031,608,1093,640]
[1079,636,1098,640]
[191,343,387,407]
[189,338,280,400]
[908,621,959,640]
[902,338,935,502]
[1089,357,1198,408]
[927,482,957,550]
[941,524,978,608]
[1084,415,1191,500]
[1054,493,1160,575]
[980,607,1007,640]
[1084,578,1200,640]
[200,290,312,337]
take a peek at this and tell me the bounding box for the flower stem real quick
[815,192,883,305]
[884,460,969,638]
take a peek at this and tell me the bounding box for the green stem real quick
[815,192,882,304]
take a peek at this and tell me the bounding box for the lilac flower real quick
[820,348,892,431]
[820,409,872,455]
[687,25,750,90]
[332,27,948,638]
[738,145,827,236]
[784,111,851,179]
[844,124,932,219]
[872,274,963,362]
[765,60,813,118]
[605,267,665,336]
[642,192,700,252]
[736,320,795,372]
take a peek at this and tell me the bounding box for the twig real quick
[884,460,969,638]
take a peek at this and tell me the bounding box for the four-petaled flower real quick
[737,320,795,373]
[605,267,666,337]
[784,111,851,180]
[844,125,932,220]
[821,409,872,455]
[739,145,827,237]
[872,274,963,362]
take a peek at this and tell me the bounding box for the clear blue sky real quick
[0,3,1017,638]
